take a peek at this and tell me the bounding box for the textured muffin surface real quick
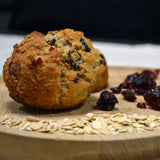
[3,29,103,110]
[93,52,108,92]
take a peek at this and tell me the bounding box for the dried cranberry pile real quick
[111,69,160,110]
[97,91,118,111]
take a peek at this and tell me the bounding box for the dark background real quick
[1,0,160,43]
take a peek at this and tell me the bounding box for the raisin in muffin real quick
[3,29,103,110]
[93,52,108,92]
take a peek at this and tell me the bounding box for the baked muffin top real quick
[3,29,102,110]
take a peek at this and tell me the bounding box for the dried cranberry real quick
[8,62,21,75]
[49,46,54,51]
[80,37,91,52]
[154,69,160,79]
[50,33,55,36]
[100,54,106,66]
[134,89,146,95]
[111,83,123,93]
[132,75,156,95]
[73,77,81,83]
[47,39,56,45]
[68,51,81,70]
[15,65,21,71]
[36,58,43,65]
[141,69,159,80]
[97,91,118,111]
[122,89,136,102]
[132,70,158,95]
[111,87,121,93]
[143,86,160,110]
[137,103,146,109]
[122,73,139,89]
[8,62,13,75]
[31,58,43,66]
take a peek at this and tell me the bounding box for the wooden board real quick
[0,66,160,160]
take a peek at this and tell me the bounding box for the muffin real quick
[3,29,103,110]
[93,52,108,92]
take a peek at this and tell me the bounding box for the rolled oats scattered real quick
[126,126,134,133]
[102,114,110,118]
[86,113,95,118]
[131,114,148,121]
[26,117,40,122]
[38,129,51,133]
[0,115,9,123]
[51,123,60,132]
[1,112,160,135]
[92,118,106,130]
[30,123,42,131]
[118,128,128,133]
[148,115,157,121]
[154,122,160,127]
[98,128,112,135]
[61,120,75,126]
[25,126,32,131]
[74,128,84,135]
[9,120,22,127]
[107,125,116,132]
[63,118,69,122]
[75,119,84,128]
[86,113,96,121]
[61,130,74,134]
[112,123,123,130]
[132,123,145,128]
[142,126,154,131]
[136,127,145,133]
[146,121,156,128]
[84,126,93,134]
[61,125,73,130]
[112,131,119,135]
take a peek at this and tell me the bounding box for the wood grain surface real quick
[0,66,160,160]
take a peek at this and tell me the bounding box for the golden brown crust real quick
[93,52,108,92]
[3,31,61,109]
[3,29,103,110]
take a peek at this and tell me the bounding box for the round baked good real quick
[3,29,102,110]
[93,52,108,92]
